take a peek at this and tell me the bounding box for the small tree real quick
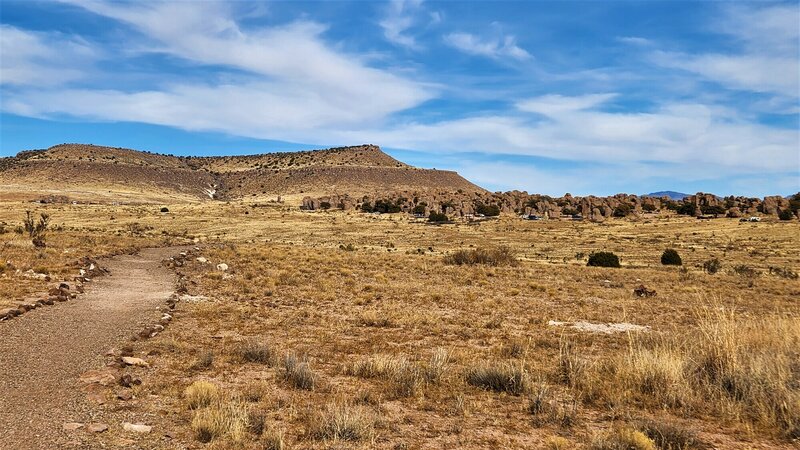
[676,203,697,216]
[778,209,795,221]
[660,249,682,266]
[24,211,50,247]
[587,252,620,268]
[428,211,448,223]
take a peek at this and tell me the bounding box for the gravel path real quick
[0,247,180,450]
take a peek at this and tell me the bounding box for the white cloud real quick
[38,0,433,131]
[444,32,531,61]
[516,93,617,116]
[379,0,425,49]
[0,25,97,86]
[652,3,799,98]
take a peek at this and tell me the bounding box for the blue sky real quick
[1,0,798,196]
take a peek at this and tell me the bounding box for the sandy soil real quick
[0,247,180,450]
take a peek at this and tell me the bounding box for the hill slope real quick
[0,144,484,203]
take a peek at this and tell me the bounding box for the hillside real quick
[0,144,484,203]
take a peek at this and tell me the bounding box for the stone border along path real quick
[0,247,191,450]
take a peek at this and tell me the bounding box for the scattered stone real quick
[82,383,107,404]
[119,373,142,388]
[1,308,19,318]
[121,356,149,367]
[122,422,152,434]
[117,390,133,401]
[79,369,118,386]
[120,346,134,357]
[196,257,208,264]
[63,422,84,431]
[105,348,120,357]
[633,285,657,298]
[87,423,108,433]
[216,263,228,271]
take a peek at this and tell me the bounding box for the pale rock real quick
[87,423,108,433]
[122,422,152,434]
[196,257,208,264]
[121,356,149,367]
[216,263,229,271]
[63,422,84,431]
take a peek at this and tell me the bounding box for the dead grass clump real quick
[283,353,316,390]
[614,307,800,438]
[466,361,529,395]
[590,427,657,450]
[263,428,286,450]
[241,382,268,402]
[635,418,708,450]
[545,436,573,450]
[528,384,580,428]
[308,403,376,442]
[358,309,395,327]
[185,380,220,410]
[423,348,450,383]
[190,399,249,443]
[346,354,425,398]
[557,338,588,389]
[189,351,214,371]
[444,246,517,266]
[235,339,274,365]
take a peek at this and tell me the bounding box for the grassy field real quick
[0,200,798,448]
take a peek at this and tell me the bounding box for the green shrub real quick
[428,211,448,222]
[587,252,620,268]
[660,249,682,266]
[412,204,427,215]
[474,202,501,217]
[778,209,795,220]
[562,207,579,216]
[676,203,697,216]
[613,204,632,217]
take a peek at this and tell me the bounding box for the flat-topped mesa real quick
[0,143,484,202]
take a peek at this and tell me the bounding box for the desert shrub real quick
[283,353,316,390]
[339,243,356,251]
[346,354,425,397]
[635,418,707,450]
[360,202,373,213]
[590,427,656,450]
[474,202,501,216]
[466,362,529,395]
[235,339,273,365]
[660,249,682,266]
[308,403,375,442]
[731,264,759,278]
[769,266,799,280]
[778,209,795,220]
[263,428,286,450]
[247,409,266,435]
[23,211,49,247]
[587,251,621,268]
[702,258,722,274]
[545,436,574,450]
[373,199,401,213]
[444,246,517,266]
[428,211,448,222]
[642,203,657,212]
[160,207,169,213]
[185,381,220,410]
[412,203,427,215]
[320,201,331,210]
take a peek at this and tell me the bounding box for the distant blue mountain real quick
[645,191,690,200]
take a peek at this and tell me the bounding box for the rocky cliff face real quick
[302,191,800,220]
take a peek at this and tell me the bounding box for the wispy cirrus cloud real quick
[444,31,531,61]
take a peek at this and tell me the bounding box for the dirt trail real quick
[0,247,181,450]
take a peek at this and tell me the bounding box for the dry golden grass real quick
[0,199,797,448]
